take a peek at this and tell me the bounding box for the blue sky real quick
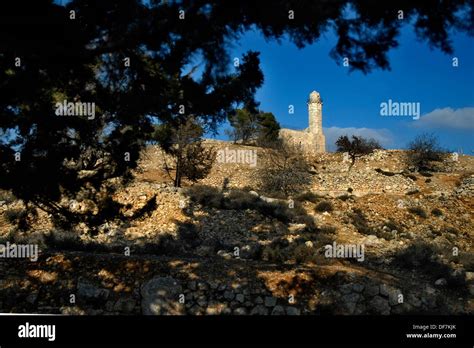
[213,25,474,153]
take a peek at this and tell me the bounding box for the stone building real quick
[279,90,326,153]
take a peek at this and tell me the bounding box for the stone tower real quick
[278,90,326,153]
[308,91,326,152]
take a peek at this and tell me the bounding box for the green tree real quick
[155,118,216,188]
[336,135,382,166]
[256,112,280,146]
[0,0,471,225]
[226,109,259,144]
[227,109,280,145]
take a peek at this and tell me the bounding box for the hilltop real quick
[0,140,472,315]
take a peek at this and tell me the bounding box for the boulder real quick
[250,305,268,315]
[141,276,184,315]
[369,296,390,315]
[77,279,110,301]
[271,305,286,315]
[285,306,301,315]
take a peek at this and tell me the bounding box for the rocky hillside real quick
[0,140,473,315]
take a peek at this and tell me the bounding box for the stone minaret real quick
[307,91,326,152]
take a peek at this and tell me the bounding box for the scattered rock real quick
[285,307,300,315]
[141,276,184,315]
[465,272,474,282]
[197,281,208,291]
[223,290,235,301]
[271,305,286,315]
[240,244,261,260]
[77,279,110,301]
[25,292,39,305]
[113,297,136,313]
[236,294,245,303]
[264,296,277,307]
[234,307,247,315]
[407,294,422,308]
[364,284,380,297]
[369,296,390,315]
[352,284,365,293]
[60,306,86,315]
[195,246,214,257]
[217,250,233,260]
[341,293,360,314]
[391,302,414,314]
[250,305,268,315]
[187,281,197,291]
[340,284,353,294]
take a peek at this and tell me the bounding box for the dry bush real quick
[406,133,447,171]
[408,206,428,218]
[295,191,322,203]
[257,141,313,196]
[315,201,333,213]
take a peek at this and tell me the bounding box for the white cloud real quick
[324,126,394,152]
[413,107,474,130]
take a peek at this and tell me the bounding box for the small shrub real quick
[444,227,460,235]
[293,244,316,264]
[319,225,337,234]
[408,206,427,218]
[455,173,473,187]
[0,227,24,244]
[186,185,224,208]
[384,219,403,233]
[391,242,460,285]
[392,242,436,268]
[141,234,184,255]
[177,222,201,248]
[295,191,321,204]
[44,230,85,251]
[403,173,417,181]
[375,219,405,240]
[225,190,260,210]
[338,194,352,201]
[348,208,373,235]
[425,178,431,183]
[315,201,333,213]
[295,214,317,231]
[257,201,293,223]
[406,189,420,195]
[406,133,446,171]
[4,208,34,231]
[0,190,16,204]
[257,141,312,196]
[5,209,27,224]
[290,201,308,217]
[375,168,396,176]
[347,187,353,193]
[431,208,443,217]
[262,245,286,262]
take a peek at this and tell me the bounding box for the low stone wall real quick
[2,255,467,315]
[279,128,325,154]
